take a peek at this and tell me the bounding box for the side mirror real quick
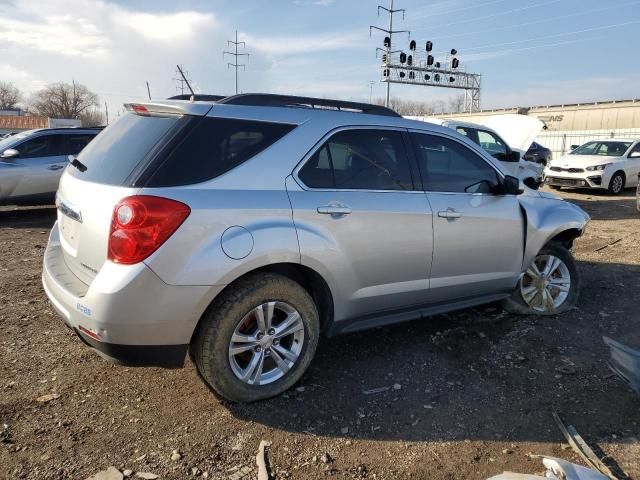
[502,175,524,195]
[0,148,19,159]
[509,150,520,162]
[570,145,579,150]
[629,151,640,159]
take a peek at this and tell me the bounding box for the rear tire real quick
[191,273,319,402]
[608,171,625,195]
[502,243,579,316]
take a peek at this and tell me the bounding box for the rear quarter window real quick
[145,117,296,187]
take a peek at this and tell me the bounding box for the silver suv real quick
[42,94,590,402]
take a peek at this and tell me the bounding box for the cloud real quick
[243,30,365,56]
[116,11,215,41]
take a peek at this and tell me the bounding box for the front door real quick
[287,127,433,322]
[409,131,524,302]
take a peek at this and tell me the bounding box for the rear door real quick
[288,127,433,321]
[409,131,524,302]
[9,133,66,198]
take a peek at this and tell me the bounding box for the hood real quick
[472,114,545,153]
[550,154,619,168]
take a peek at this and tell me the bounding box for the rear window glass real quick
[67,113,180,185]
[146,117,296,187]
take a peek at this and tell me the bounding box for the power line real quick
[456,19,640,53]
[412,0,563,32]
[224,30,249,95]
[433,0,640,42]
[411,0,509,20]
[465,34,611,61]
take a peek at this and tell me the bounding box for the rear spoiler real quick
[123,101,213,117]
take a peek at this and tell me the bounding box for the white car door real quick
[624,143,640,187]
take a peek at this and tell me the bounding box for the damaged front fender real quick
[518,193,590,270]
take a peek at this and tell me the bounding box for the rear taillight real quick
[107,195,190,265]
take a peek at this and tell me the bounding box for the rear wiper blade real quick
[67,154,87,172]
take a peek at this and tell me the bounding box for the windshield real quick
[571,141,631,157]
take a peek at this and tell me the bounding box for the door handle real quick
[317,205,352,215]
[438,209,462,219]
[48,164,65,171]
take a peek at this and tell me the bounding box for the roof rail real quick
[218,93,401,117]
[168,94,226,102]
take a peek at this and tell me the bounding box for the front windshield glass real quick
[571,141,631,157]
[0,132,29,152]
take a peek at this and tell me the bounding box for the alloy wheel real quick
[228,301,305,385]
[611,175,624,194]
[520,254,571,312]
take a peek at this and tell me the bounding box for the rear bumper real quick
[74,329,187,368]
[42,222,221,367]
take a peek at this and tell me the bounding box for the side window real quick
[147,117,296,187]
[411,133,499,194]
[15,135,62,159]
[477,130,508,159]
[65,134,96,155]
[298,129,413,191]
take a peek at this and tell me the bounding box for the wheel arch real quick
[190,262,334,345]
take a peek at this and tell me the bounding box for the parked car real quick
[0,127,102,205]
[636,173,640,212]
[42,94,589,402]
[544,139,640,195]
[419,115,545,188]
[524,141,552,165]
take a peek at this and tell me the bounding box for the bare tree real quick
[0,82,22,110]
[79,109,105,127]
[447,94,466,113]
[373,97,435,116]
[28,82,99,119]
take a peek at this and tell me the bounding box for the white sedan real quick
[544,139,640,195]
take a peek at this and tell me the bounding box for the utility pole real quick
[370,0,409,108]
[146,81,151,100]
[104,101,108,125]
[176,65,195,98]
[223,31,249,95]
[173,65,192,96]
[369,80,375,103]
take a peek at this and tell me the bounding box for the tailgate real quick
[56,172,138,285]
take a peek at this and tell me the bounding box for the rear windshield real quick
[67,113,181,185]
[145,117,296,187]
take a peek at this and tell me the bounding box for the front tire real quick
[191,273,319,402]
[608,171,625,195]
[503,243,579,316]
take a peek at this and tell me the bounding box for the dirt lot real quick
[1,187,639,480]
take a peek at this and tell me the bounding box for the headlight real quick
[585,163,611,171]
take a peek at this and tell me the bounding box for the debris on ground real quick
[487,456,609,479]
[552,411,618,479]
[85,467,124,480]
[35,393,60,403]
[256,440,272,480]
[603,336,640,394]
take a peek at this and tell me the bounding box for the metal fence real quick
[535,128,640,158]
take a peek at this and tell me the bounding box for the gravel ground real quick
[1,187,639,480]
